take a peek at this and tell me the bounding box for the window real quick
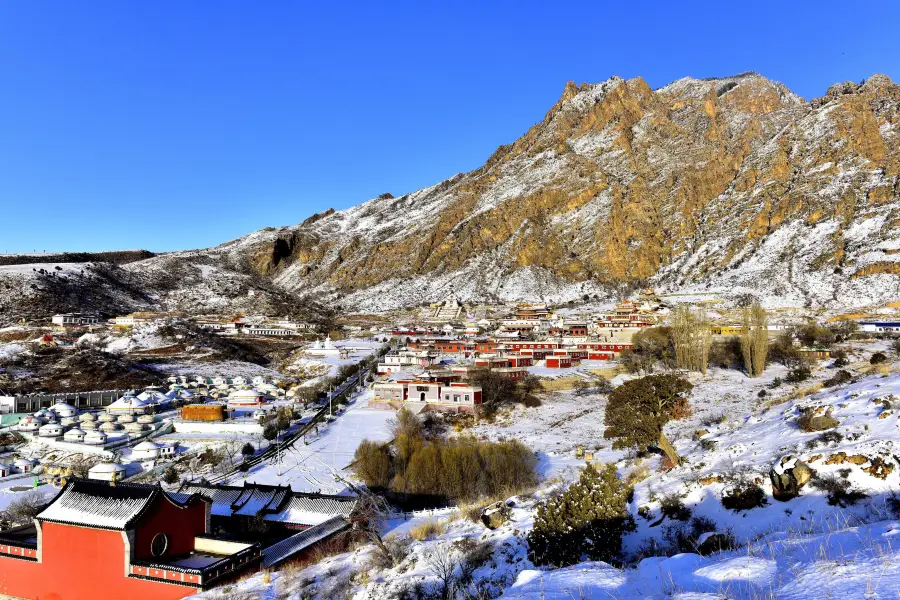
[453,395,460,402]
[464,394,470,403]
[151,533,169,557]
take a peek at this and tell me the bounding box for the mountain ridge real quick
[2,71,899,319]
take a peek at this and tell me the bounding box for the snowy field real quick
[226,389,394,494]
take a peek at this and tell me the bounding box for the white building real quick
[305,336,341,357]
[84,430,108,446]
[63,428,86,443]
[49,402,78,418]
[38,423,64,438]
[88,462,126,482]
[51,313,100,327]
[131,440,161,461]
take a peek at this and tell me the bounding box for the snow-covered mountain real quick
[4,72,900,318]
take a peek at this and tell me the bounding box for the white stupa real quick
[305,336,341,357]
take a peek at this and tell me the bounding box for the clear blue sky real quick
[0,1,897,254]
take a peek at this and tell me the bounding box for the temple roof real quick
[37,479,206,530]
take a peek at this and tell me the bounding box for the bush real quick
[262,424,279,441]
[162,467,180,485]
[408,519,446,541]
[810,474,868,507]
[528,463,635,567]
[353,434,537,504]
[824,370,852,387]
[241,443,255,456]
[660,493,691,521]
[797,324,836,348]
[770,377,783,388]
[662,516,736,555]
[786,364,811,383]
[871,352,888,365]
[721,481,767,511]
[708,337,743,370]
[831,349,848,368]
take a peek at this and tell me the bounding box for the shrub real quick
[620,327,675,373]
[831,349,848,368]
[786,364,811,383]
[770,377,783,388]
[700,438,718,452]
[408,519,446,541]
[721,481,767,511]
[241,443,255,456]
[708,337,742,370]
[797,324,836,348]
[162,467,180,485]
[810,474,868,507]
[660,493,691,521]
[824,370,852,387]
[662,516,736,555]
[528,463,635,567]
[871,352,888,365]
[352,440,393,490]
[701,412,727,427]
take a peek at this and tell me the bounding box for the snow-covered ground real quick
[225,389,394,494]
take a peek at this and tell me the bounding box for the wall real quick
[172,421,261,434]
[133,495,208,560]
[0,522,197,600]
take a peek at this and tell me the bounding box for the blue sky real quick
[0,1,897,254]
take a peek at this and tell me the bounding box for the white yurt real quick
[227,389,265,407]
[124,422,144,434]
[63,428,86,443]
[88,462,126,482]
[83,430,107,445]
[49,402,78,418]
[60,417,78,427]
[98,413,116,423]
[78,412,97,423]
[33,409,53,421]
[99,422,120,433]
[13,458,37,473]
[81,421,99,431]
[38,423,64,438]
[137,415,156,425]
[17,416,41,433]
[117,414,136,424]
[107,395,149,415]
[131,440,160,460]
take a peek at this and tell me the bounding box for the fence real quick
[9,390,130,413]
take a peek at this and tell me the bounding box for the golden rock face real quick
[246,73,900,302]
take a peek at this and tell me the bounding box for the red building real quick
[546,357,573,368]
[0,479,262,600]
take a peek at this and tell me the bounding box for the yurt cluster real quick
[14,396,166,446]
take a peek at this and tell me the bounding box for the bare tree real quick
[1,492,46,528]
[672,305,711,375]
[740,302,769,377]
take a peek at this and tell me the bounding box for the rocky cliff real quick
[224,72,900,310]
[4,72,899,318]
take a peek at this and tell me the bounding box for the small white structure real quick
[117,414,136,424]
[17,416,41,433]
[99,422,120,433]
[83,430,107,445]
[63,428,86,443]
[158,443,176,459]
[88,462,126,482]
[227,389,265,407]
[124,422,144,434]
[98,413,116,423]
[79,412,97,423]
[33,409,54,421]
[38,423,64,438]
[13,458,36,473]
[137,415,156,425]
[49,402,78,418]
[81,421,99,431]
[0,463,9,477]
[107,395,149,415]
[305,336,341,357]
[60,417,78,427]
[131,440,160,460]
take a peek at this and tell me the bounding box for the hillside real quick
[3,72,900,317]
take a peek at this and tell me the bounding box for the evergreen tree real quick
[603,374,693,465]
[528,463,635,566]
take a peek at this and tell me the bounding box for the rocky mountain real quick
[3,72,900,318]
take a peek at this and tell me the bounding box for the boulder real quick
[798,407,839,432]
[480,501,511,530]
[770,456,814,501]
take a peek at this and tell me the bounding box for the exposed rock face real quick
[6,72,900,315]
[770,456,814,501]
[223,72,900,311]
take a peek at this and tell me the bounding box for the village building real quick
[372,380,482,413]
[51,313,100,327]
[0,479,263,600]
